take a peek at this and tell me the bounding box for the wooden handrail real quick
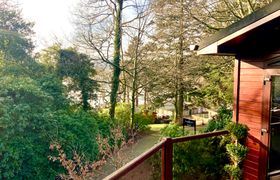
[104,139,166,180]
[104,130,229,180]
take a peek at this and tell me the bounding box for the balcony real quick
[104,130,229,180]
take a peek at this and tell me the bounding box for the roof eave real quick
[197,1,280,56]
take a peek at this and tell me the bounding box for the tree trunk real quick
[135,90,139,107]
[126,86,130,103]
[122,72,127,103]
[174,89,178,121]
[174,51,179,122]
[177,0,184,124]
[144,89,147,110]
[109,0,123,119]
[131,43,139,131]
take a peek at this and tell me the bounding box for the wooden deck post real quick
[161,138,173,180]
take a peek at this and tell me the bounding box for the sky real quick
[18,0,79,51]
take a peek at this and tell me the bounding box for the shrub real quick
[99,103,131,129]
[226,122,248,142]
[224,164,242,180]
[0,76,59,179]
[49,126,131,179]
[226,143,248,165]
[160,124,185,137]
[114,103,131,129]
[100,103,152,133]
[224,122,249,180]
[48,143,106,179]
[134,112,153,131]
[204,107,232,132]
[53,110,100,162]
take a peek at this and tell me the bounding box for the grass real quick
[149,124,168,132]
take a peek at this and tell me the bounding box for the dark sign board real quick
[183,118,196,127]
[183,118,196,134]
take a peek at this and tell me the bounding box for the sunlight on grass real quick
[148,124,168,132]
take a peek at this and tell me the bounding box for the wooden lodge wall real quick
[234,51,280,180]
[235,59,264,180]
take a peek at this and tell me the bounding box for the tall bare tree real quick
[122,0,153,132]
[74,0,134,118]
[74,0,153,118]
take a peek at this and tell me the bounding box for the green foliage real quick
[0,0,34,60]
[158,124,228,179]
[38,73,68,110]
[226,143,248,165]
[204,107,232,132]
[57,48,98,111]
[95,115,113,138]
[114,103,131,128]
[0,3,110,179]
[52,110,100,162]
[160,124,185,137]
[100,103,152,132]
[134,113,153,131]
[224,164,242,180]
[190,57,234,108]
[0,46,109,179]
[224,143,248,180]
[203,109,248,180]
[224,123,249,179]
[36,43,61,68]
[0,75,57,179]
[0,31,32,61]
[0,76,112,178]
[226,122,248,141]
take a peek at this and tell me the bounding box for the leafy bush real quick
[224,164,242,180]
[114,103,131,128]
[226,143,248,165]
[100,103,131,129]
[160,124,185,137]
[95,114,113,138]
[52,110,100,162]
[49,126,128,179]
[224,123,249,180]
[0,27,120,179]
[100,103,152,133]
[226,122,248,141]
[134,112,153,131]
[204,107,232,132]
[0,76,58,179]
[0,75,112,179]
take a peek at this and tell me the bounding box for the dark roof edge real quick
[198,1,280,50]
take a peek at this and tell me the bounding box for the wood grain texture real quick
[237,60,264,179]
[243,172,258,180]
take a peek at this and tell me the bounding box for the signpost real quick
[183,118,196,134]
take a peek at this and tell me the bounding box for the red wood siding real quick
[236,60,264,180]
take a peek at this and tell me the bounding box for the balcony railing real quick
[104,130,229,180]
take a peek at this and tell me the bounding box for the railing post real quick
[161,138,172,180]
